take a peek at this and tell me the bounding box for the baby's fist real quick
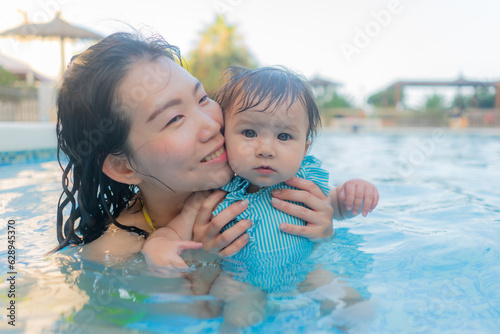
[338,179,379,216]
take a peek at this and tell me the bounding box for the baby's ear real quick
[102,154,141,185]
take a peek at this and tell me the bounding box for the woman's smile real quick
[201,145,227,163]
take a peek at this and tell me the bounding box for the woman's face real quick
[117,57,232,193]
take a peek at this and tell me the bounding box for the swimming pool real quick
[1,129,499,333]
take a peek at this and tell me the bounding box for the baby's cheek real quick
[228,156,248,176]
[228,141,251,160]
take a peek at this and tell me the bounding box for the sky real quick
[0,0,499,108]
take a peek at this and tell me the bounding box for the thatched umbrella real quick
[0,11,102,76]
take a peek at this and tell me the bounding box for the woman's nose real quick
[197,107,222,142]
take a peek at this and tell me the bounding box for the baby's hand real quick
[142,236,203,277]
[337,179,379,217]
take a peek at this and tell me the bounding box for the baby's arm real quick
[333,179,379,219]
[142,193,207,273]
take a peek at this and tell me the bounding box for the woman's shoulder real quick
[81,223,146,264]
[81,207,150,264]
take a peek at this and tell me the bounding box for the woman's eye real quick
[242,129,257,138]
[166,115,183,126]
[199,95,208,104]
[277,133,291,141]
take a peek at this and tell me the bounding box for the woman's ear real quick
[102,154,142,185]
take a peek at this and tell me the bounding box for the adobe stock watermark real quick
[213,0,244,14]
[381,128,448,182]
[339,0,404,64]
[30,0,73,22]
[397,129,447,178]
[75,61,172,157]
[75,117,115,157]
[2,0,74,53]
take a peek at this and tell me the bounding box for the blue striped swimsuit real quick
[214,155,330,293]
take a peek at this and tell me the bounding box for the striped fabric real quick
[214,155,330,292]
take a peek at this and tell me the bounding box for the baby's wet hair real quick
[215,66,321,141]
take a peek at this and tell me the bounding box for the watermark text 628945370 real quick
[6,219,17,327]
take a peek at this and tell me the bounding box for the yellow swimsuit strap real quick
[140,198,156,232]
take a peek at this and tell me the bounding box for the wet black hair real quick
[55,32,182,251]
[214,66,321,141]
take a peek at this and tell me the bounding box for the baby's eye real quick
[277,133,291,141]
[242,129,257,138]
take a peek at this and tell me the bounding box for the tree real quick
[316,91,353,108]
[454,86,496,109]
[451,93,469,110]
[186,15,258,95]
[423,93,447,111]
[474,87,496,108]
[367,87,401,107]
[0,66,18,86]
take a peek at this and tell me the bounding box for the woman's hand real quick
[192,190,252,257]
[271,176,334,241]
[336,179,379,217]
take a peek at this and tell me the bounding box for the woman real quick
[55,32,339,269]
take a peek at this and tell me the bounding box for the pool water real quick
[1,129,499,333]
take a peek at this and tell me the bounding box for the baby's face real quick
[224,97,310,190]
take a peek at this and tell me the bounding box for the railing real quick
[0,84,57,122]
[371,108,449,127]
[465,109,500,127]
[0,86,38,121]
[320,108,500,128]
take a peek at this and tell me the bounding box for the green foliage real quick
[452,87,495,109]
[317,91,353,108]
[0,66,18,86]
[186,15,258,95]
[367,87,400,107]
[451,94,469,109]
[423,93,447,111]
[475,87,496,108]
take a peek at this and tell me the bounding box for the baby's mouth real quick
[254,165,276,173]
[201,146,225,162]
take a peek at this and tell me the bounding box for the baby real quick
[209,66,377,329]
[213,66,329,286]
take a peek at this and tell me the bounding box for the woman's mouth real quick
[201,146,226,162]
